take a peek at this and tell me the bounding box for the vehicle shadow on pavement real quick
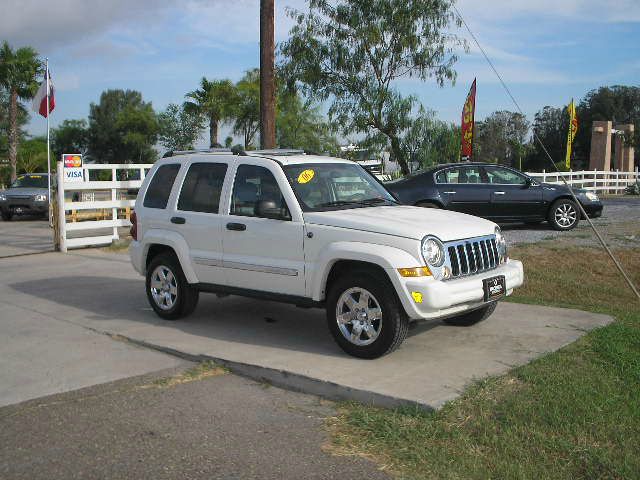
[10,276,354,358]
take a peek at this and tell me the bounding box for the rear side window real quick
[177,163,228,214]
[436,167,482,184]
[143,164,180,209]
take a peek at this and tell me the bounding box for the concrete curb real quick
[118,334,431,411]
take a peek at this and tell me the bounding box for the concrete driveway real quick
[0,217,54,257]
[0,249,612,409]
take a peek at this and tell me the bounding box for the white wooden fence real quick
[56,162,153,252]
[526,168,639,194]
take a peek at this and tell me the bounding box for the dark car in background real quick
[386,163,603,231]
[0,173,51,221]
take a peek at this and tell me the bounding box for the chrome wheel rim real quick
[150,265,178,310]
[555,203,577,228]
[336,287,383,346]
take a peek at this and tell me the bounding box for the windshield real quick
[282,162,397,212]
[10,174,48,189]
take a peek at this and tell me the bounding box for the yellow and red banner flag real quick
[565,99,578,169]
[461,78,476,159]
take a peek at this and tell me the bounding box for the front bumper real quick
[0,197,48,215]
[389,259,524,320]
[580,201,603,219]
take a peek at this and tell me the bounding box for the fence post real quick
[542,169,546,183]
[112,167,119,240]
[593,169,597,190]
[56,161,67,252]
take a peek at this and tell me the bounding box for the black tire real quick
[416,201,441,209]
[443,302,497,327]
[146,252,199,320]
[326,271,409,359]
[1,210,12,221]
[548,198,579,231]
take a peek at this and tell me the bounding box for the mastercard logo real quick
[63,154,82,168]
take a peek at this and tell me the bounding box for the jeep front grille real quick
[445,235,499,279]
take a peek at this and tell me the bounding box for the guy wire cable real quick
[452,4,640,302]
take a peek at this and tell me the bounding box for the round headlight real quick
[495,227,507,263]
[585,192,599,202]
[421,236,445,267]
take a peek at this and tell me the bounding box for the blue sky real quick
[4,0,639,147]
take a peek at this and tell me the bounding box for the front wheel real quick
[548,199,579,231]
[146,253,199,320]
[326,272,409,359]
[443,302,497,327]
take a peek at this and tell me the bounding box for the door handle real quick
[494,191,506,195]
[443,191,456,194]
[170,216,186,224]
[226,222,246,231]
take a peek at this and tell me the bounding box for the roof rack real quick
[246,149,305,157]
[163,148,235,158]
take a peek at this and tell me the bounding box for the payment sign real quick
[63,154,82,168]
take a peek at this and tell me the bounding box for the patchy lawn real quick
[329,245,640,479]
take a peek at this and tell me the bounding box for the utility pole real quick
[260,0,276,149]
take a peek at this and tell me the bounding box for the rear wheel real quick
[326,272,409,359]
[548,199,579,231]
[1,210,12,221]
[146,252,199,320]
[443,302,497,327]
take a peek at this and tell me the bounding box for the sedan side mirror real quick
[255,199,289,220]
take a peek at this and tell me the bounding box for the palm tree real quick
[0,42,42,182]
[184,78,236,148]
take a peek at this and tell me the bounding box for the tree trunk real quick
[260,0,276,149]
[209,115,218,148]
[8,89,18,183]
[389,134,410,175]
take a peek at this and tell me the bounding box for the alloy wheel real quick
[149,265,178,310]
[554,203,577,228]
[335,287,383,346]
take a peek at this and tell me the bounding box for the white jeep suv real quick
[129,150,524,358]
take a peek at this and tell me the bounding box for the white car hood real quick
[303,205,496,242]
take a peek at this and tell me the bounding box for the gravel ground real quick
[502,197,640,249]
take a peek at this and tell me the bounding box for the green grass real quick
[329,245,640,479]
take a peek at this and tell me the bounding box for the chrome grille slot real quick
[443,235,499,280]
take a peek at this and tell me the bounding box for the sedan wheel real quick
[549,199,579,231]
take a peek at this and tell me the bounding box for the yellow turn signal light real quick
[397,266,432,277]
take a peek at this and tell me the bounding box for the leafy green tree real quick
[158,103,202,152]
[185,78,236,148]
[51,119,88,159]
[17,136,47,173]
[88,89,159,163]
[400,107,460,169]
[280,0,463,175]
[232,69,260,148]
[474,111,529,167]
[224,136,233,148]
[277,89,338,154]
[1,87,30,185]
[0,41,42,182]
[525,106,567,171]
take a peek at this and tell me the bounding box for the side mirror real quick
[524,177,534,188]
[255,199,288,220]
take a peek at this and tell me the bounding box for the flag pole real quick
[45,58,52,226]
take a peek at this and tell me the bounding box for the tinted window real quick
[11,174,49,189]
[436,166,482,184]
[231,165,288,218]
[143,164,180,209]
[177,163,227,214]
[484,166,527,185]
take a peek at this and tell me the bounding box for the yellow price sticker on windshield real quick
[30,175,42,178]
[297,169,315,184]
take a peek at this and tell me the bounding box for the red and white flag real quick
[32,69,55,118]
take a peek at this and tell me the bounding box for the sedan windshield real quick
[10,174,48,189]
[282,163,397,212]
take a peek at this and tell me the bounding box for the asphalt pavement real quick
[0,366,388,480]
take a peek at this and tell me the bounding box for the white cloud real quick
[457,0,640,23]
